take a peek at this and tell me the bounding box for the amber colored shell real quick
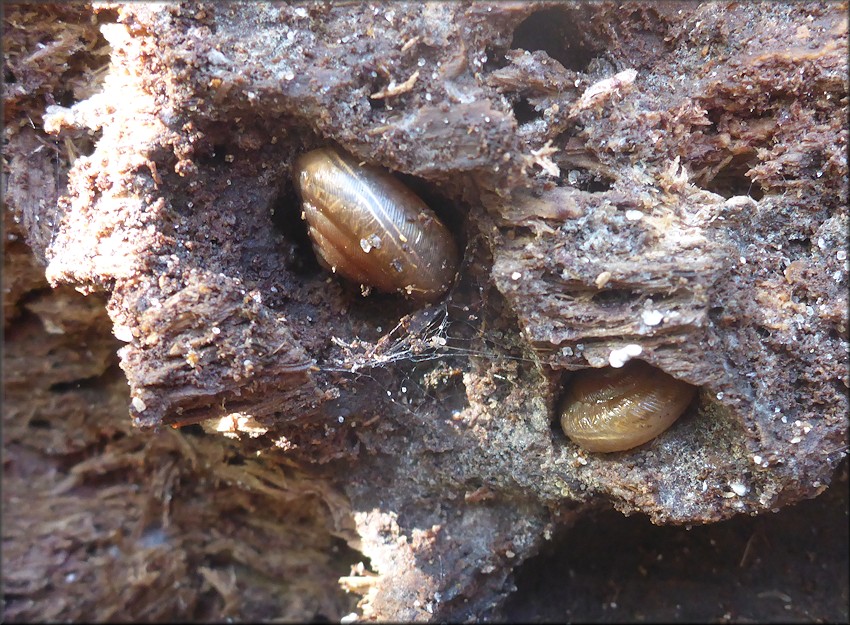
[292,147,459,301]
[559,360,696,453]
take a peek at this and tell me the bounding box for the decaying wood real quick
[3,2,847,621]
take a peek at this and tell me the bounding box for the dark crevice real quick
[591,289,638,308]
[510,8,600,73]
[549,373,573,444]
[271,183,323,278]
[561,167,614,193]
[503,467,849,621]
[785,236,812,258]
[206,144,230,167]
[367,92,386,111]
[585,177,613,193]
[702,153,765,200]
[62,128,102,163]
[49,372,111,393]
[56,88,78,108]
[395,172,467,249]
[179,423,207,436]
[708,306,726,321]
[512,96,541,125]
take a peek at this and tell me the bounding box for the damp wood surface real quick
[3,2,848,622]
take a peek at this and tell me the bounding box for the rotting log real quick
[3,2,847,621]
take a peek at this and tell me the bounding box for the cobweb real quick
[321,301,535,375]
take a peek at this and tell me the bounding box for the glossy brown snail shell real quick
[559,360,696,453]
[292,147,459,302]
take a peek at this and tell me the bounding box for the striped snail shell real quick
[292,147,459,302]
[559,360,696,453]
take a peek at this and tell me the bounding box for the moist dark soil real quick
[503,461,849,622]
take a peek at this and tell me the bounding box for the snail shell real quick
[559,360,696,453]
[292,147,459,302]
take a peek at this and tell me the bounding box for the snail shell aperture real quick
[559,360,696,453]
[292,147,459,302]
